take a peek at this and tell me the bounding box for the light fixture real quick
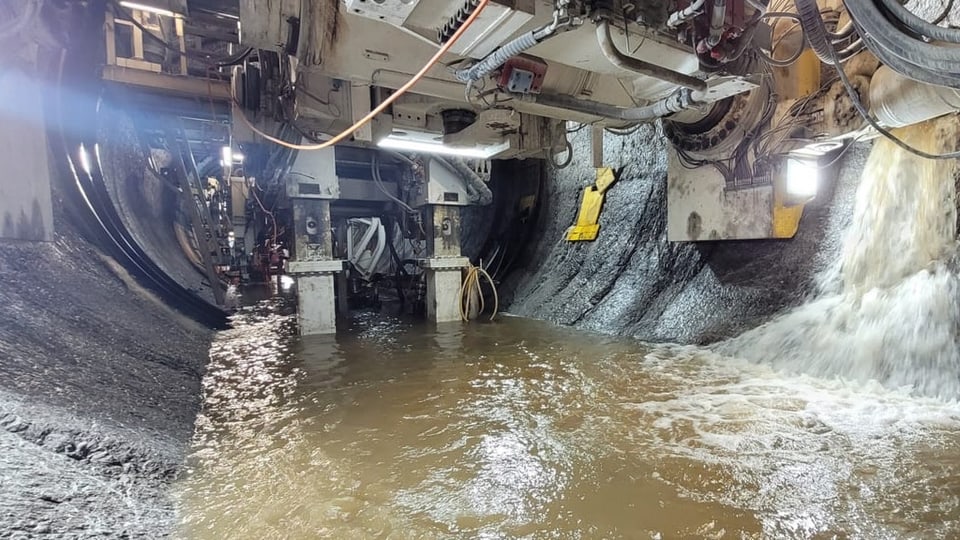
[221,146,244,165]
[119,1,178,17]
[378,134,507,159]
[785,157,819,199]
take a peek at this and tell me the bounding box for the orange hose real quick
[236,0,491,151]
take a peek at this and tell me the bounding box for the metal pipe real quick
[528,90,696,122]
[869,65,960,128]
[667,0,707,28]
[595,21,707,92]
[708,0,727,47]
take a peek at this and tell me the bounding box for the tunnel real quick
[3,0,960,537]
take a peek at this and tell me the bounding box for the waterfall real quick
[718,118,960,399]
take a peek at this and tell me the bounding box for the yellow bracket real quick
[567,167,618,242]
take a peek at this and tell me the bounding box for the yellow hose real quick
[458,264,499,321]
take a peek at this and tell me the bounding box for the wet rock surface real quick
[0,230,210,537]
[502,124,869,343]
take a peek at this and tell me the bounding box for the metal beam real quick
[166,123,226,305]
[337,178,396,202]
[102,65,232,101]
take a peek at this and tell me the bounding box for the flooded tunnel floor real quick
[177,299,960,539]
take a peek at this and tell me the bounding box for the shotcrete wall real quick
[501,124,870,343]
[0,222,211,536]
[0,71,217,536]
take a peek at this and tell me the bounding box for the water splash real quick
[718,118,960,399]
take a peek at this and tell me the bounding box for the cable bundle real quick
[459,264,499,321]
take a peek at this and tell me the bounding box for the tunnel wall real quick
[0,83,217,535]
[501,124,870,344]
[0,213,212,536]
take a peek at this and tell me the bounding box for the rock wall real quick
[0,223,211,537]
[501,124,870,344]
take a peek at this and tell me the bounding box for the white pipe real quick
[348,218,388,279]
[667,0,707,29]
[708,0,727,47]
[869,65,960,128]
[348,218,377,269]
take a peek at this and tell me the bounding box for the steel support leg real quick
[420,205,468,323]
[288,198,343,334]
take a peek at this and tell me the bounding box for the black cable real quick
[214,47,253,67]
[381,214,408,307]
[798,0,960,160]
[551,140,573,169]
[759,38,805,67]
[933,0,954,25]
[605,124,642,136]
[876,0,960,44]
[756,12,806,67]
[844,0,960,87]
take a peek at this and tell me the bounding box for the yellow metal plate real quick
[568,168,617,242]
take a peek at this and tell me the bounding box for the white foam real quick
[719,119,960,399]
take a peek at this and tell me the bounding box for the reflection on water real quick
[177,302,960,539]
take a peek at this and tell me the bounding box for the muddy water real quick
[177,305,960,539]
[719,119,960,399]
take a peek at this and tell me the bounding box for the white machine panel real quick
[666,149,773,241]
[285,147,340,199]
[443,0,535,59]
[412,159,471,207]
[344,0,420,28]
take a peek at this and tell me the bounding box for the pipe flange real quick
[665,76,771,157]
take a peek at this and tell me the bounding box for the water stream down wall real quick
[719,119,960,398]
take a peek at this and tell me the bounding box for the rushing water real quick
[719,119,960,398]
[178,306,960,538]
[179,121,960,537]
